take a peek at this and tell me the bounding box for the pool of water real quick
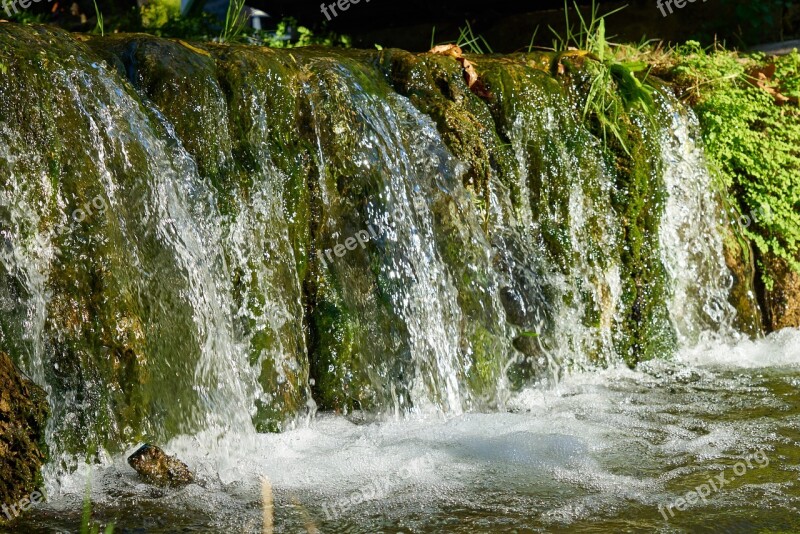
[13,328,800,533]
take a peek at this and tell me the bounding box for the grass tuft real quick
[550,1,655,154]
[220,0,248,43]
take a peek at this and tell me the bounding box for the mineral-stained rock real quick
[759,253,800,331]
[0,351,49,522]
[127,444,194,487]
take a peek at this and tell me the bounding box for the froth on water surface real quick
[18,328,800,533]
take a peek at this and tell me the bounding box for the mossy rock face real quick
[722,229,764,337]
[549,57,676,365]
[296,53,424,413]
[91,37,318,432]
[0,24,177,454]
[478,57,627,367]
[87,36,230,188]
[758,252,800,331]
[383,48,675,369]
[0,24,765,458]
[0,351,48,521]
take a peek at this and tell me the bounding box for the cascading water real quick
[657,96,743,343]
[1,25,797,533]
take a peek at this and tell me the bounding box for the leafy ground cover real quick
[666,44,800,281]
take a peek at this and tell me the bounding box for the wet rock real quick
[127,444,194,487]
[722,231,764,337]
[0,351,49,522]
[759,253,800,331]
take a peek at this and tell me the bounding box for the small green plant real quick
[526,26,540,53]
[456,21,493,54]
[80,475,114,534]
[140,0,181,30]
[433,21,493,54]
[251,17,351,49]
[671,43,800,276]
[550,1,655,153]
[550,0,626,54]
[92,0,104,37]
[220,0,248,43]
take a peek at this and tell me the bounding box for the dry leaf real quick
[428,44,492,98]
[429,44,463,57]
[746,63,798,105]
[178,40,211,57]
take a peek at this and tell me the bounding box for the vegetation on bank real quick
[667,45,800,281]
[439,2,800,287]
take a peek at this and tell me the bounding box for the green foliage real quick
[551,1,655,154]
[1,1,351,48]
[253,17,352,48]
[135,8,219,40]
[6,10,49,24]
[672,42,800,274]
[432,21,493,54]
[220,0,247,43]
[456,20,493,54]
[549,0,626,54]
[775,50,800,99]
[527,26,539,54]
[92,0,104,37]
[140,0,180,30]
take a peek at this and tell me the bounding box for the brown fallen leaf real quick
[748,63,776,81]
[746,63,799,105]
[428,44,491,98]
[429,44,463,57]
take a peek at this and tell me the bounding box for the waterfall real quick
[0,26,756,491]
[656,96,742,343]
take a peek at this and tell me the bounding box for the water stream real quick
[0,26,797,532]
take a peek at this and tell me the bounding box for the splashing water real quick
[0,27,795,532]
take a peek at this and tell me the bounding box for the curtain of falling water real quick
[0,27,754,488]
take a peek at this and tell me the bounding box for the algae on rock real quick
[0,351,48,521]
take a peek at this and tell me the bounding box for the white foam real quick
[34,328,800,531]
[678,327,800,369]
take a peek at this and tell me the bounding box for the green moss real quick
[557,55,675,365]
[0,351,49,523]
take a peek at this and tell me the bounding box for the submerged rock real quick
[127,444,194,487]
[0,351,49,522]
